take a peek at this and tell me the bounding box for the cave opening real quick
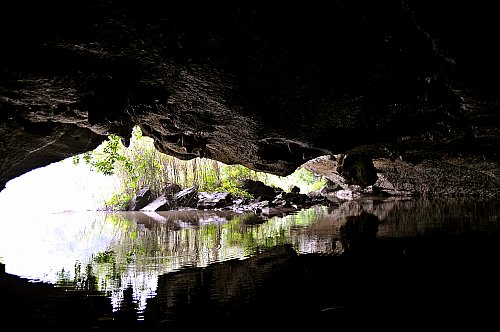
[0,127,331,215]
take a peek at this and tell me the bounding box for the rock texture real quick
[1,0,499,195]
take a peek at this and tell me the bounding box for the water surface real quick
[1,197,500,330]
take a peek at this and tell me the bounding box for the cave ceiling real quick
[1,0,499,195]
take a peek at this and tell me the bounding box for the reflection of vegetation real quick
[78,206,330,296]
[73,126,326,210]
[94,251,115,264]
[55,261,101,291]
[105,213,137,238]
[55,267,72,287]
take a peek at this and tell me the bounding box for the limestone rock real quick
[1,1,499,196]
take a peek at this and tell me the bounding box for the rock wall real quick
[1,0,499,195]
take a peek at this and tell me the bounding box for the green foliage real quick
[215,180,253,199]
[104,192,134,211]
[73,134,132,176]
[75,125,326,210]
[254,167,327,194]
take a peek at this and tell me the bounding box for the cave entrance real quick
[0,126,328,213]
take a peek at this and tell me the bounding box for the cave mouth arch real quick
[0,131,333,214]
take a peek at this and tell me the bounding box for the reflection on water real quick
[1,196,500,328]
[0,205,340,316]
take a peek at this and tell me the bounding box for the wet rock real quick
[174,186,199,208]
[240,179,277,201]
[197,192,233,209]
[140,194,171,212]
[164,183,182,198]
[336,153,378,188]
[128,187,152,211]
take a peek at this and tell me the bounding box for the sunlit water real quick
[1,196,500,330]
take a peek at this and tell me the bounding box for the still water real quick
[1,197,500,330]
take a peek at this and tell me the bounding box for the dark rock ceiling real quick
[1,0,499,196]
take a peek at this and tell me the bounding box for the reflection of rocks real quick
[4,199,500,330]
[376,197,500,238]
[141,221,500,330]
[128,209,242,228]
[329,197,402,227]
[338,212,380,256]
[139,211,167,223]
[143,244,299,330]
[113,284,139,328]
[241,213,266,225]
[330,197,500,241]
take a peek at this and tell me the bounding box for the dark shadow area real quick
[3,228,500,331]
